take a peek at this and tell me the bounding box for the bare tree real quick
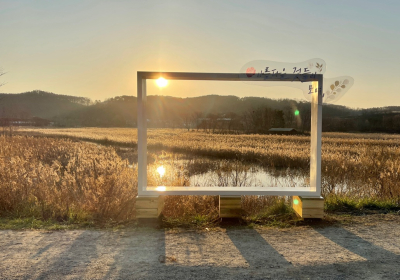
[0,69,13,136]
[284,106,295,128]
[393,115,400,133]
[208,113,219,133]
[182,113,192,131]
[0,69,5,87]
[299,107,311,133]
[191,111,202,131]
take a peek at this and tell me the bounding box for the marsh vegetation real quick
[1,128,399,227]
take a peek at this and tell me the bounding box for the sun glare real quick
[156,77,168,87]
[156,186,166,191]
[157,165,166,177]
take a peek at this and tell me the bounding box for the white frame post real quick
[310,77,323,195]
[137,72,147,197]
[136,72,323,197]
[291,76,325,219]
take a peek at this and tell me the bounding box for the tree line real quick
[1,91,400,133]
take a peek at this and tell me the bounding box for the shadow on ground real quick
[0,217,399,279]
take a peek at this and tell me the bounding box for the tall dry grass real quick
[1,128,399,227]
[20,128,400,200]
[0,136,222,224]
[0,136,137,222]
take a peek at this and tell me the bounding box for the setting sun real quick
[156,77,168,88]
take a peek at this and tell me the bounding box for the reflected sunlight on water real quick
[148,151,308,188]
[157,165,166,177]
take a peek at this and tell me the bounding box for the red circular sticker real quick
[246,67,256,77]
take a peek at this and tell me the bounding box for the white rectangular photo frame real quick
[137,72,323,197]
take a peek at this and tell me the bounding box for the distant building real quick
[268,128,298,135]
[0,117,51,127]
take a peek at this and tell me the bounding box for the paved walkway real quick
[1,215,400,279]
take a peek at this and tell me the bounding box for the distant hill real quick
[54,96,137,127]
[0,90,90,119]
[1,91,399,133]
[54,94,361,129]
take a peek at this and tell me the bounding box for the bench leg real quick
[219,196,242,218]
[136,196,165,219]
[292,196,324,219]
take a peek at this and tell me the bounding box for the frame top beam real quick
[138,71,323,82]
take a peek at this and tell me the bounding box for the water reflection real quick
[189,164,307,187]
[147,151,308,188]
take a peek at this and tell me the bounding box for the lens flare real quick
[156,77,168,87]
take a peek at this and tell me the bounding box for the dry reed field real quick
[19,127,400,198]
[2,128,399,225]
[0,136,137,222]
[0,135,220,224]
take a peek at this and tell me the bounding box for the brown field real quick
[19,127,400,196]
[1,128,399,225]
[0,136,137,222]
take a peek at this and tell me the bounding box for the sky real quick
[1,0,400,108]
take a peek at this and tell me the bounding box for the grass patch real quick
[325,195,400,214]
[0,216,139,230]
[244,199,302,228]
[0,217,96,230]
[162,214,219,229]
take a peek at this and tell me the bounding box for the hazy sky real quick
[1,0,399,108]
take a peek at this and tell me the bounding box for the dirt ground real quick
[1,214,400,280]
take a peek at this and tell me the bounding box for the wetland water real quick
[146,151,308,188]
